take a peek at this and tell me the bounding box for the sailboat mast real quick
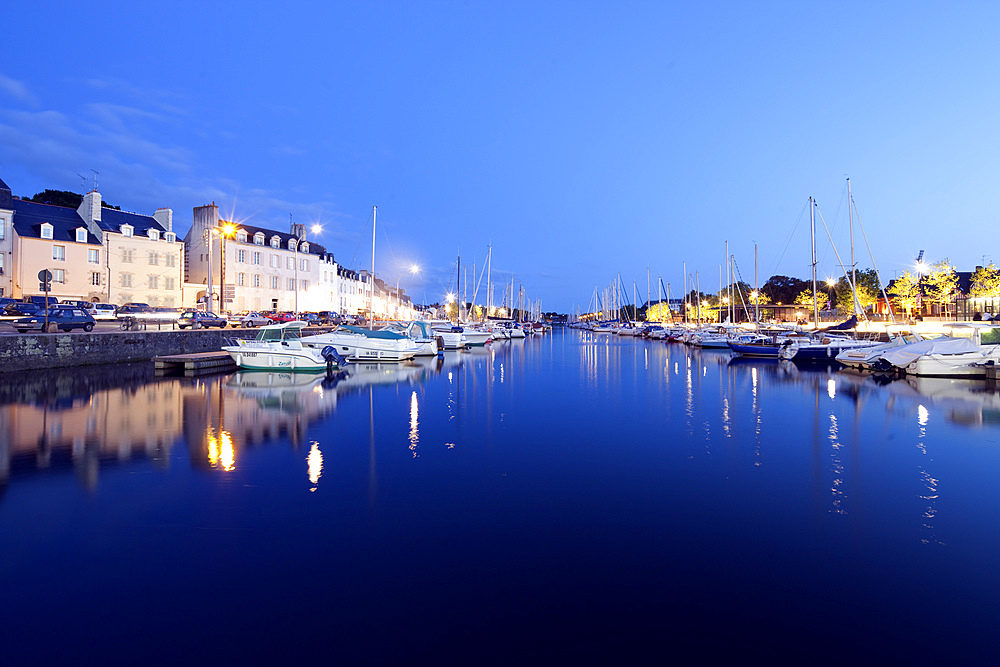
[848,177,858,316]
[810,196,818,327]
[370,206,377,319]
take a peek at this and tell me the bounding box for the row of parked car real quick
[1,296,352,333]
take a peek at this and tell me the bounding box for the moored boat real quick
[301,324,420,362]
[223,321,346,372]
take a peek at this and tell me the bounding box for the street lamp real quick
[394,264,420,319]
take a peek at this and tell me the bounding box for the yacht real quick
[300,324,420,362]
[222,321,345,372]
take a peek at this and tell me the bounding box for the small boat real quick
[835,326,925,370]
[870,323,1000,378]
[301,324,421,362]
[222,321,346,372]
[778,334,878,362]
[381,320,440,356]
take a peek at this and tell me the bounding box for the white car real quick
[229,311,272,328]
[91,303,118,320]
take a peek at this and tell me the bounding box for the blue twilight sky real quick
[2,1,999,313]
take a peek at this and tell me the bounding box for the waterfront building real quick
[0,177,182,305]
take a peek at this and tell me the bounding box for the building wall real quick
[0,205,13,297]
[13,233,102,301]
[105,230,184,306]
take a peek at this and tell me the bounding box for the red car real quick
[267,311,297,323]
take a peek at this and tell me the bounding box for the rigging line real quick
[770,199,811,278]
[815,205,867,321]
[730,257,753,321]
[851,196,898,325]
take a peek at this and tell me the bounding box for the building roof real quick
[11,199,102,245]
[98,206,170,236]
[226,221,329,257]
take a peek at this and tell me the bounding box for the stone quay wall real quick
[0,330,261,372]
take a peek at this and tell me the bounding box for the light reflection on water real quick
[2,333,1000,662]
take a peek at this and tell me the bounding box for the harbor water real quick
[2,329,999,664]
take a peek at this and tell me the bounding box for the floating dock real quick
[153,351,235,376]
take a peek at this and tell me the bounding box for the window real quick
[148,275,159,289]
[252,251,261,265]
[253,274,260,287]
[271,255,279,268]
[287,278,295,290]
[271,276,279,289]
[91,272,101,286]
[237,231,247,243]
[254,233,264,245]
[40,223,53,239]
[76,228,88,243]
[165,232,176,243]
[237,249,246,263]
[121,225,133,237]
[88,249,100,264]
[301,258,308,271]
[53,245,66,261]
[165,253,176,267]
[270,236,280,248]
[121,273,133,288]
[122,249,134,263]
[301,280,308,291]
[165,277,176,291]
[288,239,297,250]
[237,272,245,286]
[148,252,159,265]
[148,229,160,241]
[301,242,309,253]
[0,218,4,240]
[286,257,293,269]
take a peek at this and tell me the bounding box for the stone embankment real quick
[0,329,261,372]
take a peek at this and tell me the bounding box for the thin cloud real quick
[0,74,37,105]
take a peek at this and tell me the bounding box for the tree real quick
[923,259,959,317]
[887,271,920,318]
[24,189,120,210]
[762,275,810,305]
[834,268,882,313]
[969,263,1000,299]
[794,289,828,310]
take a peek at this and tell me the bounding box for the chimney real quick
[77,189,103,237]
[153,207,173,232]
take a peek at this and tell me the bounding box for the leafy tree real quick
[24,189,120,210]
[833,268,882,313]
[969,263,1000,298]
[887,271,921,318]
[923,259,959,316]
[762,275,810,305]
[794,289,828,310]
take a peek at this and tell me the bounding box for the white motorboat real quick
[835,327,925,370]
[871,323,1000,378]
[222,321,345,372]
[381,321,440,356]
[301,324,420,362]
[433,323,492,347]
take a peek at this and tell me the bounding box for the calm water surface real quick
[2,329,1000,664]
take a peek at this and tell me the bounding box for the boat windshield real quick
[257,326,301,342]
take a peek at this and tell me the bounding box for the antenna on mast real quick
[76,173,86,192]
[90,169,99,191]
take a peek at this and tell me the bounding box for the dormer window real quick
[76,228,88,243]
[121,224,134,237]
[300,242,309,253]
[147,229,160,241]
[40,223,53,239]
[165,232,176,243]
[270,236,280,248]
[237,231,248,243]
[254,232,264,245]
[288,239,297,251]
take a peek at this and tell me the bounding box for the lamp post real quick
[394,264,419,319]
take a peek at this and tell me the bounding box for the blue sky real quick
[2,1,999,313]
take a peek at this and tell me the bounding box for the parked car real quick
[5,302,43,316]
[25,295,59,308]
[60,300,95,311]
[228,311,272,328]
[316,311,342,325]
[177,310,227,329]
[13,306,96,333]
[300,312,322,326]
[0,297,17,311]
[267,311,297,323]
[91,303,118,320]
